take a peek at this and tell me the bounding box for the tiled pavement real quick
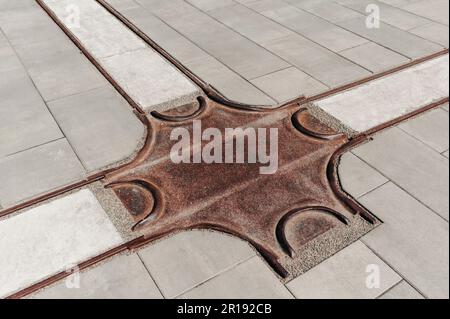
[106,0,448,104]
[0,0,448,299]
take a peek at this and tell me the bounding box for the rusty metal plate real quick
[105,97,374,278]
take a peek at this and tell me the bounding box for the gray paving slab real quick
[353,127,449,220]
[402,0,449,25]
[231,0,368,52]
[264,34,370,87]
[409,22,449,48]
[117,5,276,105]
[179,256,293,299]
[26,50,107,102]
[398,108,449,153]
[286,241,401,299]
[379,281,424,299]
[337,16,443,59]
[104,0,141,11]
[442,103,449,112]
[251,67,328,102]
[31,254,163,299]
[0,35,22,73]
[0,189,123,298]
[135,0,290,80]
[186,0,236,12]
[335,0,430,30]
[0,68,63,158]
[339,42,410,73]
[339,152,389,198]
[360,182,449,299]
[281,0,363,23]
[47,87,145,171]
[0,139,85,207]
[138,230,255,298]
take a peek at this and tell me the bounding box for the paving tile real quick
[338,152,388,198]
[118,6,276,106]
[287,241,401,299]
[335,0,430,30]
[409,22,449,48]
[48,87,145,171]
[398,108,449,153]
[337,16,443,59]
[26,50,107,102]
[402,0,449,25]
[136,0,290,79]
[282,0,363,23]
[251,67,328,102]
[0,139,85,207]
[354,127,449,220]
[0,189,123,298]
[138,230,255,298]
[339,42,410,73]
[100,49,200,112]
[316,55,449,132]
[186,56,276,105]
[443,150,449,158]
[179,256,293,299]
[186,0,236,12]
[442,103,449,112]
[0,68,63,157]
[360,182,449,299]
[379,281,424,299]
[103,0,142,11]
[31,254,162,299]
[43,0,146,58]
[264,34,370,87]
[0,38,22,72]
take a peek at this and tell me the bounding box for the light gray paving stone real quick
[138,230,256,298]
[316,55,449,132]
[337,16,443,59]
[0,68,63,157]
[0,139,85,207]
[378,0,423,7]
[287,241,401,299]
[103,0,142,11]
[335,0,430,30]
[354,127,449,220]
[179,256,293,299]
[251,67,328,102]
[442,103,449,112]
[186,0,236,12]
[264,34,370,87]
[339,42,410,73]
[186,56,276,105]
[0,38,22,72]
[339,152,388,198]
[360,182,449,299]
[282,0,363,23]
[31,254,163,299]
[402,0,449,25]
[409,22,449,48]
[100,49,200,112]
[443,150,449,158]
[48,87,145,171]
[398,108,449,153]
[231,0,368,53]
[26,50,107,102]
[43,0,147,58]
[0,189,123,298]
[136,0,290,80]
[117,6,276,106]
[0,3,69,47]
[379,281,424,299]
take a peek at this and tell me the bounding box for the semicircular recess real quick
[111,182,155,222]
[151,96,207,122]
[292,109,343,140]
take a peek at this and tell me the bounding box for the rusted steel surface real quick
[105,97,374,278]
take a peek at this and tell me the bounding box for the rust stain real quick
[105,97,374,278]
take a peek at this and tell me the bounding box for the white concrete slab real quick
[0,189,123,298]
[379,281,424,299]
[316,55,449,132]
[287,241,401,299]
[42,0,200,112]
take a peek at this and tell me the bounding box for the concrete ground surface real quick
[0,0,448,299]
